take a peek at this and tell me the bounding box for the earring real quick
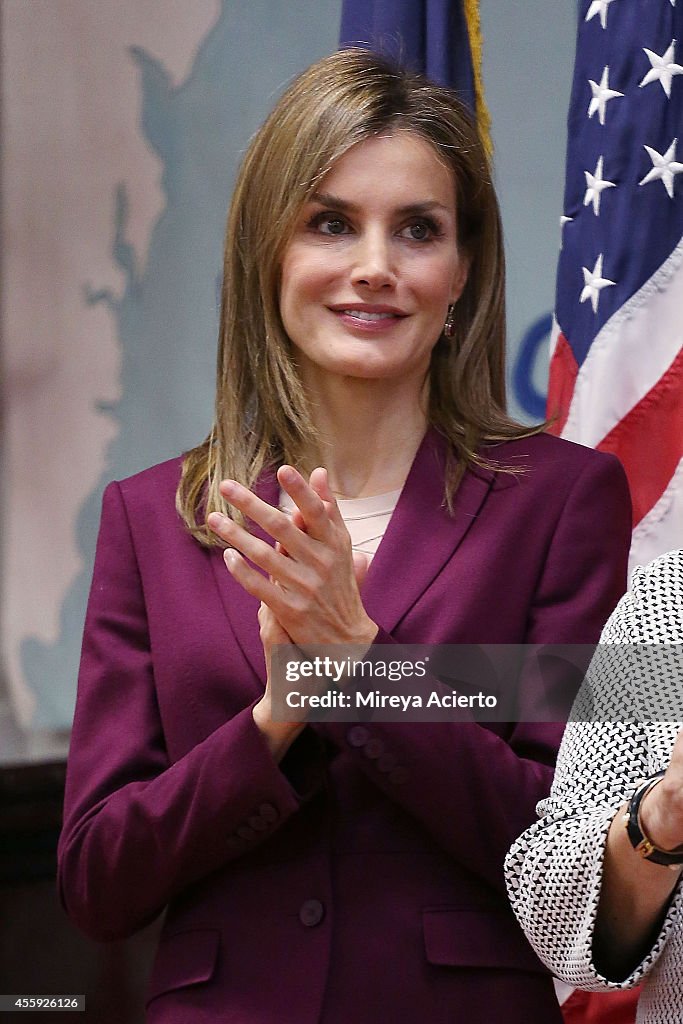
[443,304,456,338]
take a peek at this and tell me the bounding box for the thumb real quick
[309,466,335,502]
[309,467,347,528]
[352,550,370,589]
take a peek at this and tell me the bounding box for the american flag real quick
[548,0,683,572]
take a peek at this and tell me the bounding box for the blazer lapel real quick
[210,431,494,658]
[209,467,280,686]
[361,429,494,634]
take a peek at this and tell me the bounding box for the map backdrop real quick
[1,0,574,735]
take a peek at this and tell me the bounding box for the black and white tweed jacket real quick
[506,550,683,1024]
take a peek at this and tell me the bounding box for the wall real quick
[0,0,575,738]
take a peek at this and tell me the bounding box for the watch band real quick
[624,771,683,869]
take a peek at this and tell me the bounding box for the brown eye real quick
[320,216,347,235]
[398,218,438,241]
[409,223,429,240]
[307,212,350,235]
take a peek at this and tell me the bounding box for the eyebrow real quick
[309,192,453,217]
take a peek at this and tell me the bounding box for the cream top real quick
[278,487,401,560]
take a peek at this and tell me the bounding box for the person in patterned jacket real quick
[506,549,683,1024]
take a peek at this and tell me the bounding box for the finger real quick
[308,466,346,528]
[290,507,307,534]
[217,480,310,559]
[308,466,333,501]
[223,549,289,613]
[276,510,307,559]
[207,511,306,586]
[208,516,309,589]
[277,465,333,540]
[226,549,315,642]
[258,601,291,644]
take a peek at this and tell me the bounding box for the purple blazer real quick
[58,430,631,1023]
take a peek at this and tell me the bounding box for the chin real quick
[331,358,406,379]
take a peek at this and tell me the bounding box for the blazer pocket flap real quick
[423,909,548,974]
[147,928,221,1004]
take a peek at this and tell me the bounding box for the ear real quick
[450,256,470,305]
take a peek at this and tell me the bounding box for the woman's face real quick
[279,131,468,391]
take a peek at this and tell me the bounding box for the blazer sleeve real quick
[505,553,683,990]
[319,452,632,894]
[58,481,322,942]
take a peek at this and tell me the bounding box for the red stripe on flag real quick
[561,987,640,1024]
[546,331,578,436]
[597,347,683,527]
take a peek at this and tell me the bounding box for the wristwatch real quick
[624,771,683,869]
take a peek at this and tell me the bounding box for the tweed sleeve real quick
[505,551,683,998]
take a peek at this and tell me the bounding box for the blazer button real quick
[347,725,370,748]
[258,802,279,823]
[364,738,384,759]
[299,899,325,927]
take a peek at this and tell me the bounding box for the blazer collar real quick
[210,428,494,672]
[361,428,494,633]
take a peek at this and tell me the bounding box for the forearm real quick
[59,704,314,941]
[595,797,683,979]
[506,722,676,991]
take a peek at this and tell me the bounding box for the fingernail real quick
[224,548,239,569]
[207,511,224,529]
[279,466,296,485]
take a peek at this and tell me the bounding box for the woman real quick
[58,49,631,1023]
[506,549,683,1024]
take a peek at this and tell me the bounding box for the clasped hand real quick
[208,465,377,647]
[207,466,378,750]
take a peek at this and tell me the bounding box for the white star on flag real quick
[588,67,624,124]
[585,0,617,30]
[639,139,683,198]
[584,156,616,214]
[580,254,616,312]
[639,41,683,97]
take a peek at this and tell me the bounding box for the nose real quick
[350,230,397,290]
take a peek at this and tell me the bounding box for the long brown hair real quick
[178,48,540,545]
